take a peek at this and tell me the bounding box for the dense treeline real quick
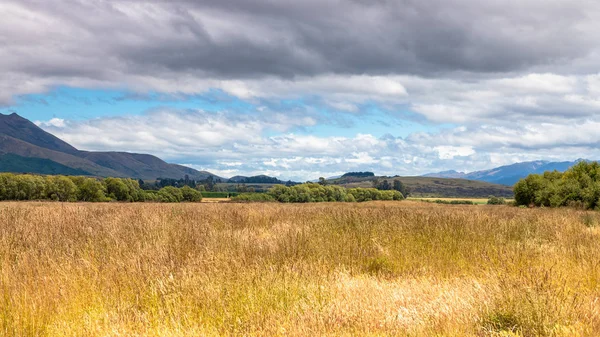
[372,178,411,197]
[0,173,202,202]
[341,172,375,178]
[233,176,284,184]
[144,175,223,191]
[514,161,600,209]
[267,183,403,203]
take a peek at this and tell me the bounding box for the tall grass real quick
[0,201,599,336]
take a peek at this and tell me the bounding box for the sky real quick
[2,0,600,181]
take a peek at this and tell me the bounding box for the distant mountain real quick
[422,170,467,179]
[228,175,289,184]
[0,113,222,180]
[424,160,587,186]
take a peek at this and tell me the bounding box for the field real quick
[201,198,231,203]
[408,197,515,205]
[334,176,514,198]
[1,201,599,336]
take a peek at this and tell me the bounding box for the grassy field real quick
[1,201,599,336]
[334,176,514,198]
[409,197,515,205]
[200,197,231,203]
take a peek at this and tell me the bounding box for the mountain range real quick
[423,160,587,186]
[0,112,587,186]
[0,113,221,180]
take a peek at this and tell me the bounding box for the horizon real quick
[2,1,600,181]
[3,110,594,182]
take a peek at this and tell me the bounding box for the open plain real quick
[1,201,599,336]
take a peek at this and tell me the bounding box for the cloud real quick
[36,108,600,180]
[5,0,600,179]
[2,0,600,101]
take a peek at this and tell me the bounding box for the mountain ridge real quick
[423,159,589,186]
[0,113,223,180]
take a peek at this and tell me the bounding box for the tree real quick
[318,177,327,186]
[105,178,132,201]
[487,196,506,205]
[46,176,78,201]
[77,178,107,202]
[157,186,184,202]
[180,186,202,202]
[393,179,410,197]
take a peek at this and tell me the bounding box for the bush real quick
[181,186,202,202]
[487,196,506,205]
[266,183,403,203]
[157,186,184,203]
[232,193,275,202]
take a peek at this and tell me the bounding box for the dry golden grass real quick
[200,198,231,203]
[408,197,515,204]
[1,201,599,336]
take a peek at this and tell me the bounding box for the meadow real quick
[1,201,599,336]
[408,198,515,205]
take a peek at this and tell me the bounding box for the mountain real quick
[228,175,288,184]
[0,113,222,180]
[424,160,586,186]
[0,113,79,155]
[422,170,467,179]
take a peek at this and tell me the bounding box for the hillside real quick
[328,175,514,198]
[0,153,90,176]
[0,113,222,180]
[424,160,586,186]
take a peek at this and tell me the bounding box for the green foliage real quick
[392,179,411,197]
[487,196,506,205]
[104,178,146,202]
[157,186,184,203]
[341,172,374,178]
[72,177,108,202]
[0,173,208,203]
[266,183,403,203]
[180,186,202,202]
[232,193,276,202]
[46,176,78,201]
[513,161,600,209]
[427,199,475,205]
[201,192,238,198]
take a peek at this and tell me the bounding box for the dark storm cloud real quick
[5,0,597,80]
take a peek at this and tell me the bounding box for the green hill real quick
[0,154,91,176]
[329,175,513,198]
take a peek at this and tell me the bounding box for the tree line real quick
[0,173,202,202]
[265,183,404,203]
[514,161,600,209]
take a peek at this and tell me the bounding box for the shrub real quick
[487,196,506,205]
[266,183,403,203]
[232,193,275,202]
[157,186,184,203]
[181,186,203,202]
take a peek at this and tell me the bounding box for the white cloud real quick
[35,118,65,128]
[434,146,476,160]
